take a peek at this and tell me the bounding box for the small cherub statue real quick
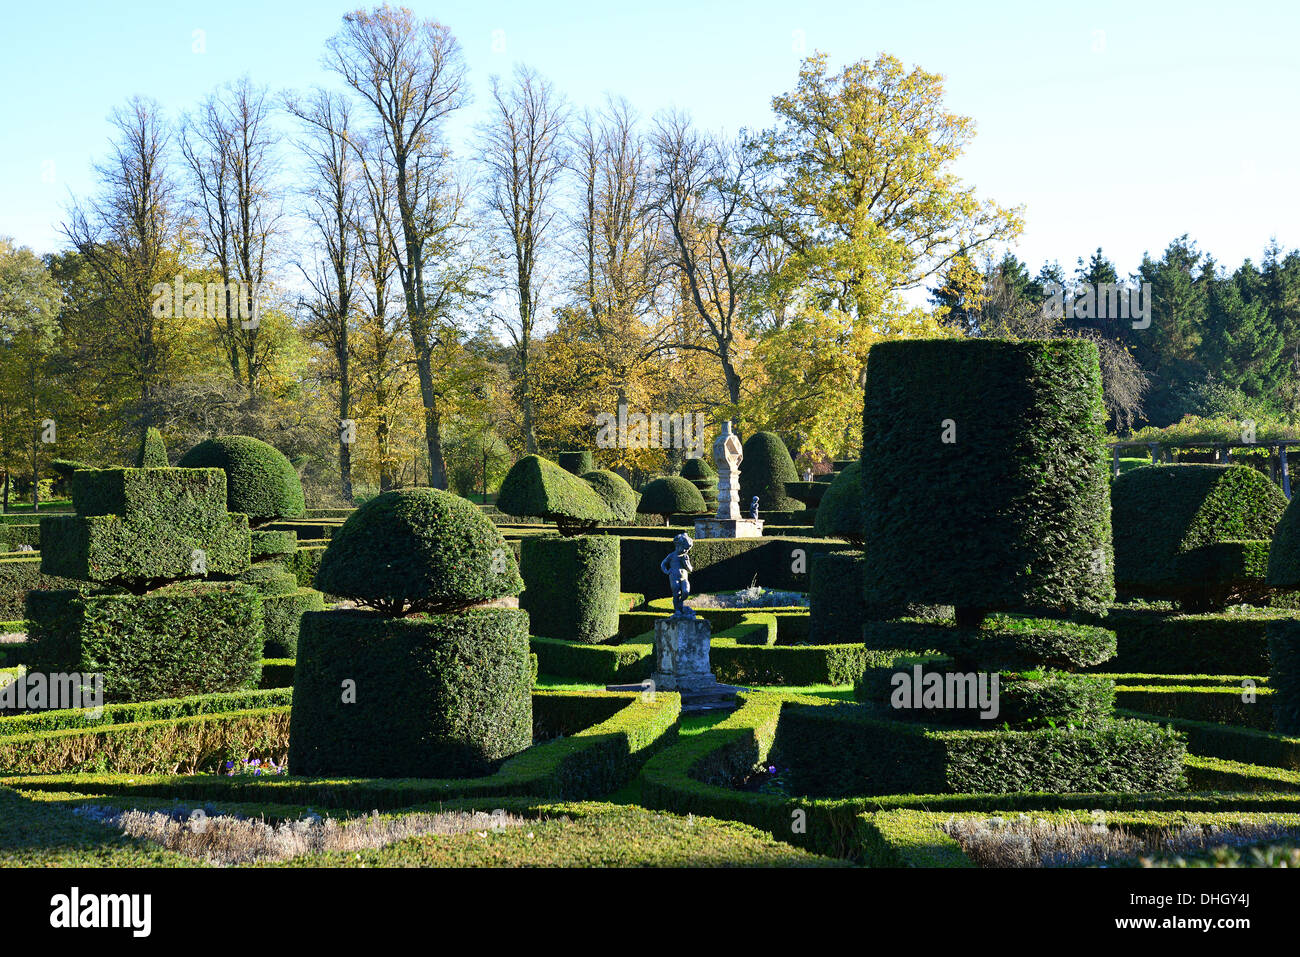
[749,496,760,520]
[660,533,695,618]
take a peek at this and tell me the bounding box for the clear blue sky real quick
[2,0,1297,282]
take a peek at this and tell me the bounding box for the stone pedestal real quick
[695,420,764,540]
[626,615,741,713]
[694,516,764,539]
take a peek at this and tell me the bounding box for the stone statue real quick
[660,533,695,618]
[749,496,760,520]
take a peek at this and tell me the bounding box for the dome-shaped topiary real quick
[177,435,305,525]
[497,454,612,535]
[680,457,716,481]
[136,427,168,467]
[814,460,863,543]
[581,469,637,522]
[316,487,523,615]
[636,476,706,524]
[738,431,802,511]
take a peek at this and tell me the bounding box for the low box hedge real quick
[0,705,289,775]
[1116,707,1300,769]
[617,535,840,599]
[1114,684,1272,730]
[1082,604,1290,674]
[6,689,681,807]
[0,687,291,737]
[775,703,1186,797]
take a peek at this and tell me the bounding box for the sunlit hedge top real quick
[581,469,638,522]
[496,454,612,531]
[861,338,1113,616]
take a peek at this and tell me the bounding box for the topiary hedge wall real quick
[861,338,1113,617]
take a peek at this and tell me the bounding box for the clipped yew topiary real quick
[290,486,532,778]
[135,427,168,468]
[739,431,802,512]
[178,435,306,527]
[1113,464,1285,610]
[862,339,1113,618]
[636,476,707,525]
[1267,491,1300,588]
[317,488,523,614]
[852,338,1182,793]
[558,450,595,475]
[520,534,620,643]
[680,457,718,509]
[497,454,612,535]
[582,469,638,522]
[813,460,864,544]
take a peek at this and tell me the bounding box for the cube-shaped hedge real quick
[25,581,264,703]
[70,467,229,522]
[289,608,533,777]
[41,512,251,585]
[861,339,1113,616]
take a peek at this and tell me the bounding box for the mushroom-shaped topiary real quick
[637,476,707,525]
[316,487,523,615]
[814,460,864,544]
[136,427,168,467]
[582,469,638,522]
[739,431,802,511]
[497,454,612,535]
[177,435,305,526]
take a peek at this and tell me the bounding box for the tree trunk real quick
[414,353,447,489]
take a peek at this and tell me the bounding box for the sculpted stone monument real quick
[694,421,764,539]
[644,533,741,713]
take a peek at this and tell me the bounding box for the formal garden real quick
[2,336,1300,870]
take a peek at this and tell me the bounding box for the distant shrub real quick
[636,477,706,524]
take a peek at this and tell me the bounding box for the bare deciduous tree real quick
[326,5,468,489]
[180,76,283,392]
[481,65,568,454]
[650,112,751,406]
[286,88,362,500]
